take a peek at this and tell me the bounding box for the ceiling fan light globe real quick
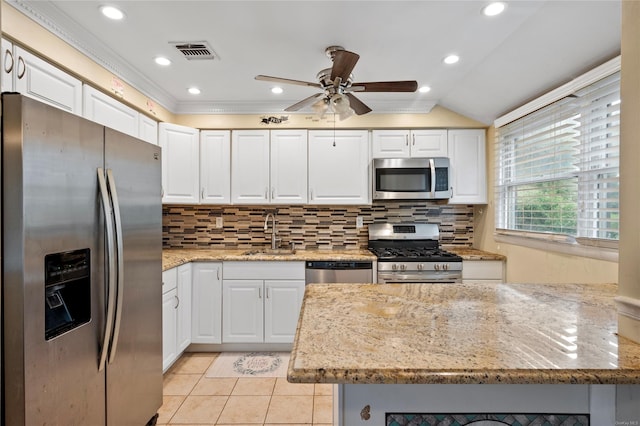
[330,93,351,114]
[338,108,355,121]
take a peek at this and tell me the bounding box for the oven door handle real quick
[429,158,436,197]
[378,271,461,284]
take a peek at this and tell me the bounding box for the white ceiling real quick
[8,0,621,124]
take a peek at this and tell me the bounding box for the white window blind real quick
[495,71,620,242]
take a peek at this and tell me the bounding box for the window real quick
[495,70,620,246]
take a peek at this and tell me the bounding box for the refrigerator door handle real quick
[97,168,117,371]
[106,168,125,364]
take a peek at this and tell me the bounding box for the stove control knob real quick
[400,264,406,271]
[443,264,449,271]
[434,264,440,271]
[392,264,397,271]
[417,264,423,271]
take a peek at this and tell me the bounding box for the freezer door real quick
[2,94,106,425]
[104,127,162,426]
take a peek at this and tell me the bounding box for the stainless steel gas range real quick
[368,223,462,283]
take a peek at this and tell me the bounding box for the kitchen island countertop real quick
[288,282,640,385]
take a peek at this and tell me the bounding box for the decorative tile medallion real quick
[385,413,589,426]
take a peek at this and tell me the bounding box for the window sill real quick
[494,229,618,262]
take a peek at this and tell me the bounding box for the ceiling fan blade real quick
[330,50,360,83]
[255,75,322,89]
[345,93,372,115]
[284,93,325,112]
[350,81,418,92]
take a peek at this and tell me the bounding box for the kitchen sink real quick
[242,248,297,256]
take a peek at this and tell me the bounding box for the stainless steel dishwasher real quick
[305,261,373,284]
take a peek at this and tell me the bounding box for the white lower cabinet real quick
[222,261,305,344]
[462,260,505,283]
[162,264,192,372]
[191,262,223,344]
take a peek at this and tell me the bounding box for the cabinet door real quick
[176,264,192,353]
[270,130,308,204]
[200,130,231,204]
[162,288,178,372]
[191,262,223,344]
[14,46,83,115]
[264,280,305,343]
[138,114,159,144]
[448,129,487,204]
[371,130,410,158]
[308,130,370,204]
[231,130,270,204]
[1,38,14,92]
[83,85,139,137]
[159,123,200,204]
[411,129,448,157]
[222,280,264,343]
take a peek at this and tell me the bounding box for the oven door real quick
[377,271,462,284]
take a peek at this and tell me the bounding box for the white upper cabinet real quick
[138,114,159,145]
[231,130,270,204]
[447,129,487,204]
[270,130,308,204]
[308,130,370,204]
[200,130,231,204]
[83,85,139,138]
[12,45,83,115]
[159,122,200,204]
[411,130,449,157]
[372,129,448,158]
[231,130,307,204]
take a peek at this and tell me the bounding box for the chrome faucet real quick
[263,213,280,249]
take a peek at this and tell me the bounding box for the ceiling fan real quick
[255,46,418,120]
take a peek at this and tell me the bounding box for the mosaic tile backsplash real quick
[163,201,474,249]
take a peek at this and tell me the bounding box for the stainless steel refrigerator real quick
[1,93,163,426]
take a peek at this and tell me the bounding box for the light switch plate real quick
[215,217,223,228]
[356,216,364,229]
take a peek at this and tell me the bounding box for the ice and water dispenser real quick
[44,249,91,340]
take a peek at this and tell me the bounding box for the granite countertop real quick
[288,282,640,385]
[162,248,377,270]
[162,247,504,270]
[446,247,506,261]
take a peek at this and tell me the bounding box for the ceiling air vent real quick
[170,41,217,61]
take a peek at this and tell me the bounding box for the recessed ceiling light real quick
[271,87,283,94]
[418,86,431,93]
[482,2,506,16]
[100,5,125,20]
[188,87,201,95]
[443,55,460,65]
[154,57,171,66]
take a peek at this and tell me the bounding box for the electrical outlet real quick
[215,217,223,228]
[356,216,364,229]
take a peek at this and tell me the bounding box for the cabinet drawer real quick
[462,260,504,281]
[223,261,305,280]
[162,267,178,293]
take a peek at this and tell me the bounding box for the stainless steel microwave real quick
[372,157,451,200]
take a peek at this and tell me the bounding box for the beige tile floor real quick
[159,353,333,425]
